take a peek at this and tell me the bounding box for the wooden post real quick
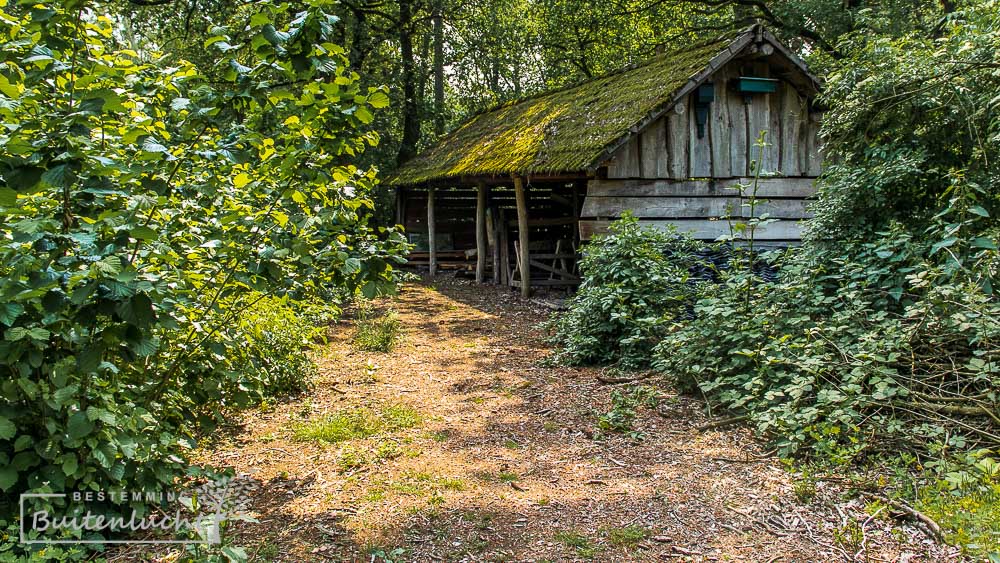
[491,207,501,284]
[394,187,404,226]
[499,209,509,286]
[513,175,531,298]
[427,186,437,276]
[475,181,488,283]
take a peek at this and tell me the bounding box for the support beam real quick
[394,188,404,226]
[491,207,501,285]
[513,175,531,298]
[427,186,437,276]
[499,209,509,286]
[475,181,488,283]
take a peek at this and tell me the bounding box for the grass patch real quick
[292,404,421,444]
[427,430,450,442]
[553,530,598,559]
[602,524,650,547]
[497,471,519,483]
[337,440,403,471]
[353,305,401,352]
[363,471,467,503]
[503,438,522,449]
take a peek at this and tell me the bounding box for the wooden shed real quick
[389,24,823,297]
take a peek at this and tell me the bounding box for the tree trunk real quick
[432,0,445,136]
[396,0,421,166]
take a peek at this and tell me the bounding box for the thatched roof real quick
[390,25,817,186]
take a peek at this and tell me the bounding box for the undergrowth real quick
[546,8,1000,556]
[354,300,403,352]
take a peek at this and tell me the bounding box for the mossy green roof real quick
[390,33,741,185]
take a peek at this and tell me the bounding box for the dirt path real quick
[199,279,948,562]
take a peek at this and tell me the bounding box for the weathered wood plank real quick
[728,87,750,177]
[513,175,531,297]
[581,196,812,219]
[665,108,688,179]
[769,80,783,173]
[797,98,810,174]
[689,92,712,177]
[499,209,509,286]
[806,112,823,176]
[607,136,641,178]
[587,177,817,198]
[475,181,488,283]
[641,118,667,178]
[779,82,804,176]
[583,196,737,218]
[579,218,804,241]
[709,67,732,178]
[747,61,777,174]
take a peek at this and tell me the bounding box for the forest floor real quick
[190,278,958,562]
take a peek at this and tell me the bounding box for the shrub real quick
[231,295,322,397]
[0,1,406,553]
[544,214,713,369]
[654,231,1000,457]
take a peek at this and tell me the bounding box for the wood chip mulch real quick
[186,277,961,562]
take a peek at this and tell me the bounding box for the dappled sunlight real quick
[194,279,933,561]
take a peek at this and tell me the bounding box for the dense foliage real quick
[544,215,711,370]
[0,0,405,552]
[549,2,1000,458]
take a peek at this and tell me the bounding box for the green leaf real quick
[262,24,290,46]
[367,91,390,109]
[233,172,251,189]
[930,237,957,254]
[53,384,79,407]
[62,455,78,476]
[27,328,49,341]
[0,186,17,206]
[972,237,997,250]
[91,443,115,468]
[67,412,94,440]
[86,407,116,425]
[41,164,73,188]
[355,106,374,124]
[0,467,16,491]
[14,435,32,452]
[5,327,48,342]
[969,205,990,217]
[0,302,24,326]
[0,416,15,440]
[95,255,123,276]
[250,12,271,26]
[130,226,159,241]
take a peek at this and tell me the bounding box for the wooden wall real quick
[605,58,821,180]
[589,54,821,244]
[579,177,815,243]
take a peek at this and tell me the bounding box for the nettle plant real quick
[0,0,406,543]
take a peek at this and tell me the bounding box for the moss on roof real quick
[390,33,741,185]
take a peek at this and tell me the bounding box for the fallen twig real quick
[864,493,945,543]
[596,371,652,384]
[696,414,749,432]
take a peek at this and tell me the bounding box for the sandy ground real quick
[178,278,957,562]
